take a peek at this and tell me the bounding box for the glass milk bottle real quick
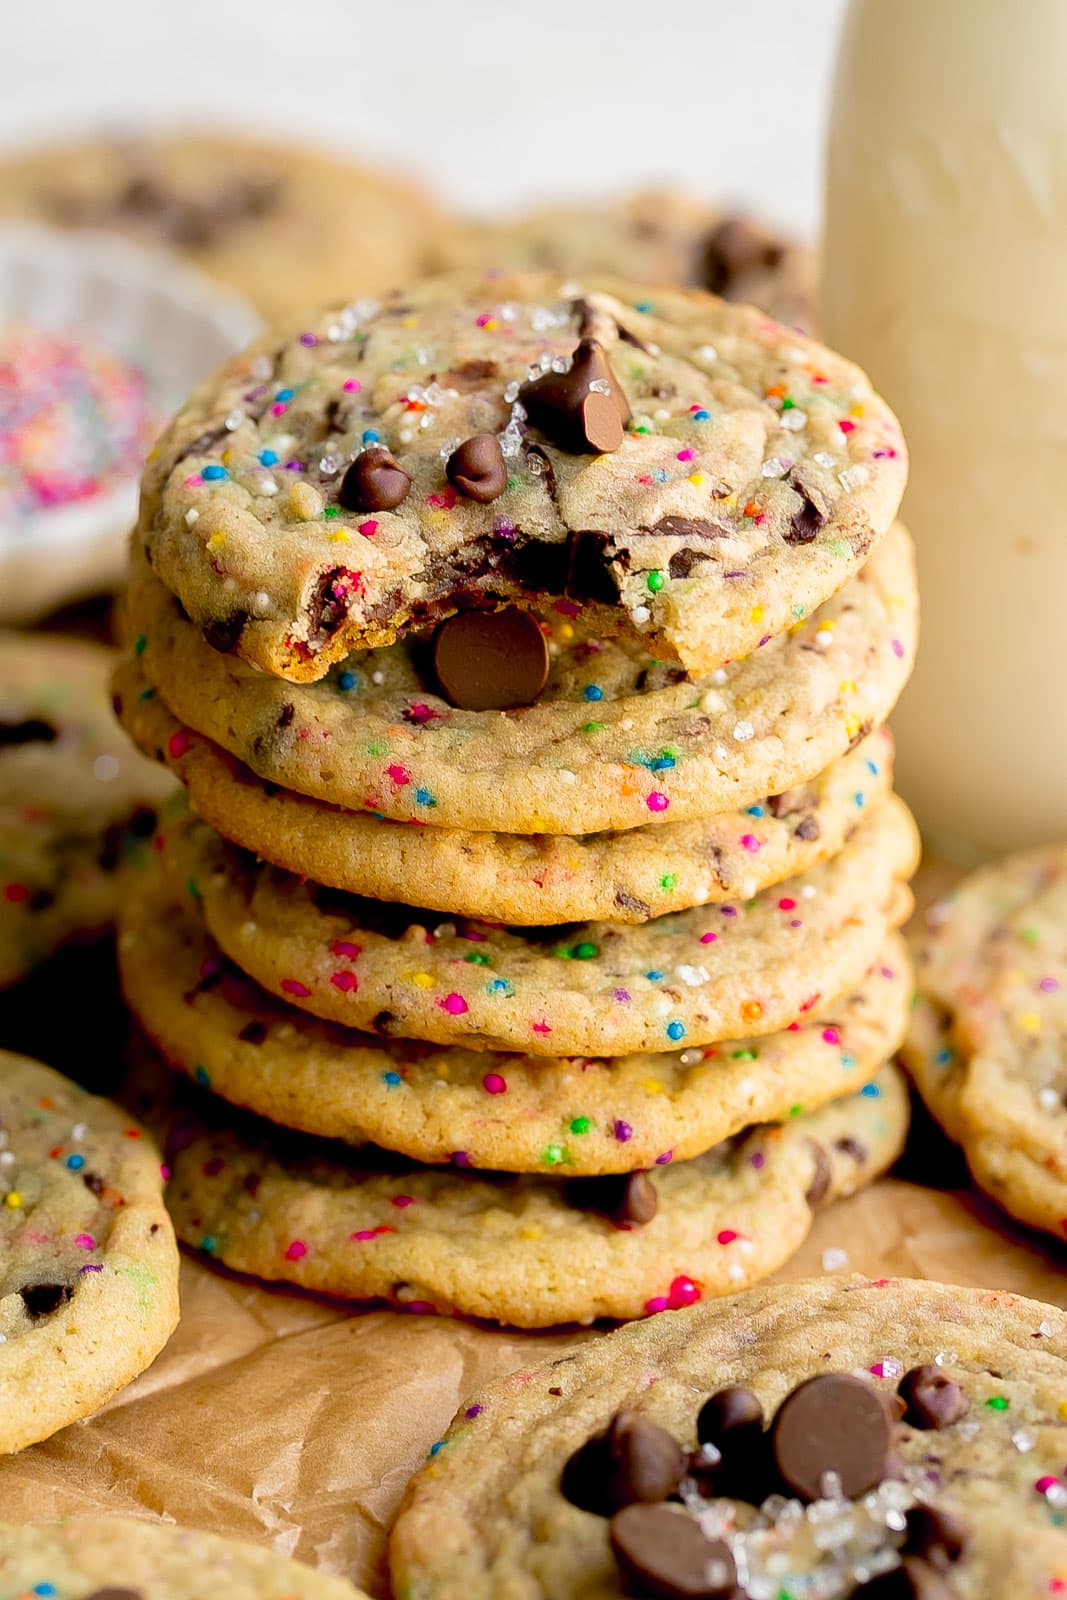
[824,0,1067,858]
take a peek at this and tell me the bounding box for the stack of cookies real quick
[115,271,920,1326]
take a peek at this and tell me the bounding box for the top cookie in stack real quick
[117,273,920,1326]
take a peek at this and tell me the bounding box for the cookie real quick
[117,654,895,924]
[117,868,912,1173]
[0,1052,179,1455]
[145,1049,907,1327]
[435,191,816,329]
[0,632,174,987]
[124,518,917,835]
[903,847,1067,1239]
[0,1516,368,1600]
[136,270,906,683]
[390,1276,1067,1599]
[155,794,918,1057]
[0,131,440,323]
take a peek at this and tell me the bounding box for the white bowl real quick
[0,222,261,620]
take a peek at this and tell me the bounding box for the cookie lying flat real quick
[0,1516,367,1600]
[0,1053,179,1454]
[157,795,919,1057]
[147,1054,906,1327]
[435,192,816,329]
[118,874,911,1173]
[390,1277,1067,1600]
[137,271,906,683]
[118,655,893,924]
[0,130,440,323]
[126,519,916,836]
[0,632,173,987]
[904,847,1067,1239]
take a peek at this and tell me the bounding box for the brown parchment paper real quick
[3,859,1065,1597]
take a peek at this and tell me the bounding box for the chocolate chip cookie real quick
[137,271,906,682]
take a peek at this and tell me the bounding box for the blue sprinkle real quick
[860,1082,881,1098]
[652,467,668,483]
[645,970,665,982]
[583,684,604,702]
[746,805,765,818]
[64,1153,86,1171]
[666,1021,686,1042]
[692,408,711,421]
[840,1053,856,1068]
[338,670,358,691]
[275,387,295,403]
[649,755,675,772]
[635,300,654,313]
[201,1235,218,1254]
[362,429,381,444]
[34,1586,56,1596]
[429,1440,445,1457]
[865,759,879,776]
[259,449,279,466]
[934,1047,954,1066]
[414,787,436,807]
[382,1071,402,1087]
[194,1065,211,1088]
[201,464,228,481]
[854,792,865,807]
[488,977,513,997]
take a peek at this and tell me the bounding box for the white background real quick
[0,0,847,238]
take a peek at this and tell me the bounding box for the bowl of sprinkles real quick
[0,222,259,619]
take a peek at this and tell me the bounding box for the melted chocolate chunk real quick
[668,549,712,581]
[0,717,57,747]
[20,1281,74,1320]
[446,434,508,503]
[238,1020,268,1046]
[610,1504,739,1599]
[202,612,249,656]
[519,339,630,454]
[770,1373,892,1502]
[565,1171,658,1225]
[903,1505,968,1570]
[897,1366,971,1431]
[794,815,821,842]
[614,889,653,919]
[338,446,411,512]
[566,530,623,606]
[702,216,784,299]
[306,569,358,644]
[803,1140,832,1206]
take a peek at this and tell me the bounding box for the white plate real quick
[0,222,260,620]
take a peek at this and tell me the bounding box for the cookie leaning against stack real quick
[117,271,919,1326]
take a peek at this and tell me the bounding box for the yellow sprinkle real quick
[3,1191,21,1208]
[221,449,234,465]
[206,532,226,555]
[402,316,419,328]
[423,510,453,534]
[688,473,705,486]
[849,404,866,418]
[481,318,498,332]
[750,606,763,624]
[839,679,857,695]
[1059,1400,1067,1421]
[410,973,434,989]
[557,623,575,642]
[1017,1011,1042,1034]
[721,492,738,509]
[819,620,836,633]
[147,445,159,462]
[642,1080,665,1095]
[845,714,863,739]
[328,529,350,543]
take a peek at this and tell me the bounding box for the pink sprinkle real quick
[74,1233,95,1250]
[351,1229,378,1242]
[1040,977,1060,993]
[676,448,695,462]
[476,313,494,327]
[778,897,796,911]
[426,488,458,510]
[838,419,856,434]
[332,940,361,959]
[892,638,904,658]
[740,834,760,853]
[668,1275,701,1308]
[386,763,411,786]
[1036,1476,1061,1496]
[751,1151,767,1169]
[392,1195,415,1208]
[271,401,288,417]
[358,519,379,537]
[700,931,718,945]
[646,792,669,813]
[299,332,318,347]
[183,474,203,488]
[285,1240,308,1260]
[281,978,311,998]
[717,1230,739,1245]
[168,728,191,758]
[644,1295,670,1315]
[331,970,358,992]
[532,1020,552,1035]
[822,1027,841,1045]
[483,1072,507,1094]
[438,992,469,1015]
[343,379,361,393]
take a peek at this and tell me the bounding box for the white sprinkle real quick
[678,1049,702,1066]
[779,408,807,431]
[1012,1429,1036,1453]
[713,744,729,762]
[675,964,710,987]
[93,754,120,782]
[697,344,718,364]
[621,718,635,732]
[435,923,456,940]
[822,1247,849,1271]
[371,670,385,685]
[398,429,415,445]
[813,451,837,469]
[760,456,791,478]
[0,1150,14,1166]
[727,1263,745,1282]
[653,408,671,422]
[70,1123,87,1142]
[934,1349,958,1366]
[733,720,754,742]
[249,355,272,379]
[224,408,245,431]
[801,884,817,899]
[838,463,871,492]
[1047,1484,1067,1509]
[559,770,577,785]
[259,477,279,497]
[711,667,728,686]
[185,508,200,526]
[631,605,651,624]
[1039,1087,1060,1110]
[815,628,834,649]
[653,997,673,1018]
[252,591,271,615]
[318,453,345,477]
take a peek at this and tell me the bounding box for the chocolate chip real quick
[432,609,549,711]
[696,1385,764,1448]
[446,434,508,502]
[786,495,824,544]
[795,816,821,842]
[853,1556,958,1599]
[610,1504,739,1599]
[834,1135,867,1163]
[83,1589,144,1600]
[804,1140,832,1206]
[614,889,653,919]
[0,717,57,747]
[903,1506,968,1569]
[202,612,249,655]
[702,217,783,298]
[668,549,712,580]
[338,446,411,512]
[897,1367,971,1431]
[307,568,359,643]
[82,1172,105,1197]
[238,1020,269,1046]
[440,359,499,391]
[566,529,623,606]
[519,339,630,454]
[566,1172,658,1225]
[20,1281,73,1320]
[561,1410,685,1517]
[770,1373,892,1502]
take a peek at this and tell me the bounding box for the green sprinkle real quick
[781,397,796,411]
[186,876,201,901]
[582,721,606,734]
[791,603,805,620]
[985,1396,1010,1411]
[367,740,388,757]
[829,538,849,559]
[660,873,679,892]
[569,1117,592,1135]
[464,952,490,966]
[506,475,521,490]
[731,1049,758,1061]
[1021,926,1040,945]
[322,505,341,518]
[571,941,599,960]
[134,634,147,656]
[647,570,665,593]
[543,1145,566,1166]
[788,1103,803,1117]
[138,687,156,702]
